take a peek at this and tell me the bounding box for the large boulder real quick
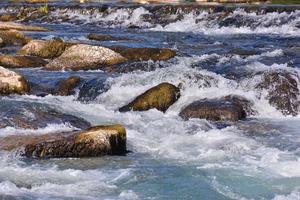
[110,46,176,61]
[18,39,72,59]
[0,55,47,68]
[19,124,127,158]
[0,66,29,95]
[0,22,48,31]
[44,44,127,71]
[0,30,31,46]
[256,70,300,116]
[0,99,91,130]
[77,78,108,102]
[119,82,180,112]
[179,95,253,121]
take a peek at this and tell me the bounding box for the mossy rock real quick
[18,39,73,59]
[119,82,180,112]
[0,55,47,68]
[110,46,176,61]
[0,30,31,46]
[22,124,127,158]
[55,76,81,96]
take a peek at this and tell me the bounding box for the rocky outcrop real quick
[0,67,29,95]
[110,46,176,61]
[0,55,47,68]
[87,33,131,41]
[55,76,81,96]
[18,39,72,59]
[119,82,180,112]
[0,22,48,31]
[0,99,91,130]
[179,95,253,121]
[44,44,127,71]
[256,70,300,116]
[0,30,31,46]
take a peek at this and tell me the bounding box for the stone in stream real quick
[179,95,254,121]
[0,13,17,22]
[0,55,48,68]
[0,37,4,47]
[24,124,127,158]
[119,82,180,112]
[256,70,300,116]
[110,46,176,61]
[0,30,31,46]
[0,100,91,130]
[44,44,127,71]
[0,66,29,95]
[18,39,72,59]
[0,22,48,31]
[77,78,108,102]
[87,33,131,41]
[55,76,81,96]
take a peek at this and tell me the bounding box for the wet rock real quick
[0,55,47,68]
[87,33,131,41]
[0,37,3,48]
[0,30,31,46]
[0,14,17,22]
[77,78,108,102]
[55,76,81,96]
[0,66,29,95]
[103,61,162,74]
[179,95,251,121]
[23,124,126,158]
[28,81,54,97]
[110,46,176,61]
[44,44,127,71]
[0,22,48,31]
[0,100,91,130]
[119,82,180,112]
[256,70,300,116]
[18,39,72,59]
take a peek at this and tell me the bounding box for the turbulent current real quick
[0,1,300,199]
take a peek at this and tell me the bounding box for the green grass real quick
[271,0,300,4]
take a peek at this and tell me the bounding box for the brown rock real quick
[110,46,176,61]
[0,30,31,46]
[18,39,72,59]
[179,95,252,121]
[22,124,127,158]
[0,66,29,95]
[256,70,300,116]
[119,82,180,112]
[44,44,127,71]
[87,33,131,41]
[55,76,81,96]
[0,55,47,68]
[0,14,17,22]
[0,22,48,32]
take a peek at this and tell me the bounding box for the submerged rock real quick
[44,44,127,71]
[0,30,31,46]
[0,55,47,68]
[0,67,29,95]
[87,33,131,41]
[0,100,91,130]
[77,78,108,102]
[55,76,81,96]
[18,39,72,59]
[179,95,253,121]
[256,70,300,116]
[119,82,180,112]
[110,46,176,61]
[0,22,48,31]
[20,124,126,158]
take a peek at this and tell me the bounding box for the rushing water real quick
[1,1,300,199]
